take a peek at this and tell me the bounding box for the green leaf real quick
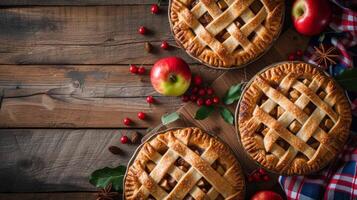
[195,106,214,120]
[335,68,357,92]
[161,112,180,125]
[89,165,126,191]
[223,83,242,105]
[219,107,234,124]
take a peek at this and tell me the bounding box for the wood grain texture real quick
[0,6,194,65]
[0,64,222,128]
[0,193,96,200]
[0,129,141,192]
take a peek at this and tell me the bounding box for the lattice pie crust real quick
[238,62,352,175]
[124,127,245,200]
[169,0,284,68]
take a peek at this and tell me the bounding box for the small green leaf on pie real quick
[219,107,234,124]
[161,112,180,125]
[194,106,214,120]
[223,83,242,105]
[89,165,126,192]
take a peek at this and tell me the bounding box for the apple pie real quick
[124,127,245,199]
[238,62,352,175]
[169,0,284,69]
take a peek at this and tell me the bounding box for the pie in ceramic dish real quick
[169,0,284,69]
[124,127,245,200]
[237,61,352,175]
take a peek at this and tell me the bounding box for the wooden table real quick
[0,1,309,199]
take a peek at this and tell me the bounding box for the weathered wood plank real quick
[0,0,160,6]
[0,64,222,128]
[0,193,97,200]
[0,129,140,192]
[0,6,194,64]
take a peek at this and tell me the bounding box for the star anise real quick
[312,43,339,68]
[96,183,119,200]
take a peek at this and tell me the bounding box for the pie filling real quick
[254,76,334,159]
[143,144,227,199]
[189,0,265,50]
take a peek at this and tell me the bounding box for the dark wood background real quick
[0,1,309,199]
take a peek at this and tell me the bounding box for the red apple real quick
[251,191,283,200]
[150,57,191,96]
[292,0,332,36]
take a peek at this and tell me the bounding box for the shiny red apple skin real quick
[150,57,191,96]
[251,191,283,200]
[292,0,332,36]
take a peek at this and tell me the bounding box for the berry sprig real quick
[288,49,304,61]
[247,168,270,182]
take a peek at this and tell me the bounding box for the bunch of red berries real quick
[288,49,304,61]
[247,168,270,182]
[181,75,220,106]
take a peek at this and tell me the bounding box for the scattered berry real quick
[296,49,303,57]
[198,88,206,96]
[205,98,213,106]
[263,175,270,181]
[182,95,190,102]
[213,96,220,104]
[161,41,169,50]
[151,4,159,14]
[190,95,198,102]
[206,87,214,95]
[197,98,204,106]
[146,96,155,104]
[138,26,147,35]
[138,66,146,75]
[288,52,295,61]
[129,64,138,74]
[252,173,261,181]
[120,135,129,144]
[137,112,146,120]
[258,168,266,175]
[192,86,199,94]
[123,118,132,126]
[193,75,203,85]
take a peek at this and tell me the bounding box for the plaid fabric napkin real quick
[279,1,357,199]
[279,135,357,200]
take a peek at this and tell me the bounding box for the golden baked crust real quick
[124,127,245,200]
[169,0,284,69]
[238,62,352,175]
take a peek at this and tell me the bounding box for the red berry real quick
[296,49,303,57]
[288,52,295,61]
[206,87,214,95]
[129,64,138,74]
[138,66,146,75]
[258,168,266,175]
[252,173,261,181]
[192,86,199,94]
[120,135,129,144]
[151,4,159,14]
[213,96,220,104]
[123,118,132,126]
[182,95,190,102]
[193,75,203,85]
[190,95,198,102]
[205,98,213,106]
[138,26,147,35]
[146,96,155,104]
[197,98,204,106]
[137,112,146,120]
[198,88,206,96]
[161,41,169,50]
[262,175,270,181]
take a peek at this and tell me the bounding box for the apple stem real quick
[169,74,177,83]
